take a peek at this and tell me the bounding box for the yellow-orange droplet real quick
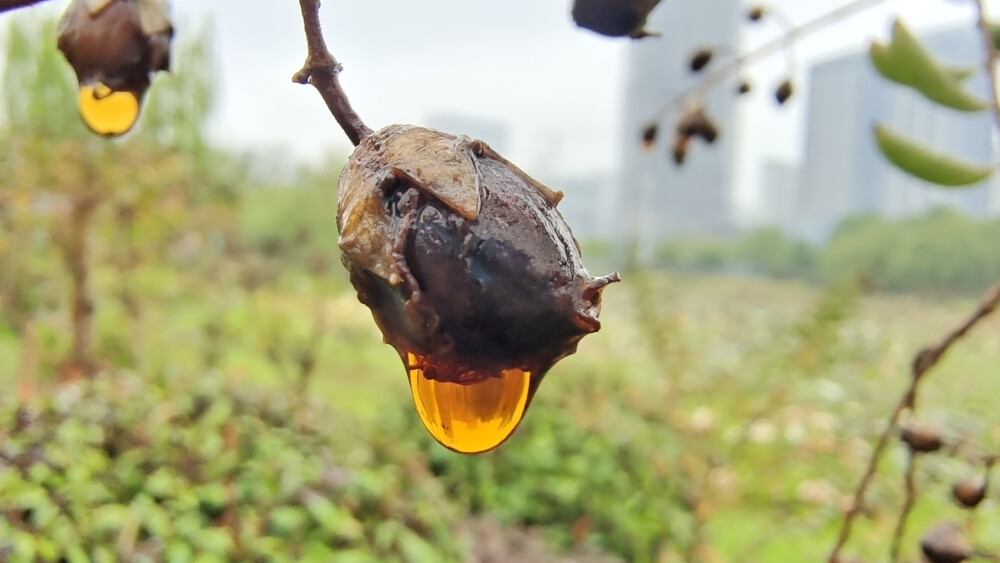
[407,353,530,454]
[77,83,140,137]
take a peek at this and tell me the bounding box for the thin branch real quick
[976,0,1000,137]
[828,7,1000,555]
[60,192,100,380]
[827,393,910,562]
[653,0,888,121]
[0,0,51,14]
[293,0,373,146]
[889,454,918,562]
[911,278,1000,379]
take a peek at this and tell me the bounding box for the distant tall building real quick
[554,174,615,240]
[795,26,998,241]
[424,113,510,155]
[615,0,741,247]
[758,158,799,229]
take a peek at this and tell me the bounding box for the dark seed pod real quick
[736,80,752,95]
[775,79,794,105]
[747,6,766,22]
[57,0,174,136]
[900,421,944,454]
[689,48,714,72]
[571,0,665,39]
[920,522,973,563]
[952,474,987,509]
[338,125,619,453]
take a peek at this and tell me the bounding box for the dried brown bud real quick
[737,80,752,95]
[676,106,719,145]
[920,522,973,563]
[775,79,794,105]
[952,474,988,509]
[641,123,659,149]
[900,422,944,454]
[571,0,664,39]
[338,125,619,453]
[57,0,174,136]
[689,48,714,72]
[671,134,690,165]
[747,6,766,22]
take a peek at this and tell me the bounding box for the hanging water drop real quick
[77,83,141,137]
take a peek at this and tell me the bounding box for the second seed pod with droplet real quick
[57,0,173,136]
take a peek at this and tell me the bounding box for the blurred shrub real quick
[653,208,1000,294]
[0,373,466,562]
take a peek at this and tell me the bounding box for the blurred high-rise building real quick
[795,26,998,241]
[614,0,742,251]
[424,113,511,155]
[758,158,799,229]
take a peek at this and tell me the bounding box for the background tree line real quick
[642,208,1000,294]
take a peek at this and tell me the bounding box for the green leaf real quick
[874,123,996,187]
[885,20,989,112]
[268,506,308,537]
[872,42,975,85]
[302,492,363,542]
[91,504,130,534]
[195,528,234,556]
[870,41,910,85]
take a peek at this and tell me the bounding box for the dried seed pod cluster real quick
[644,103,720,166]
[57,0,173,136]
[637,3,802,164]
[338,125,619,453]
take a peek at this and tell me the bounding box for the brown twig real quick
[293,0,373,146]
[828,4,1000,555]
[0,0,50,14]
[829,282,1000,560]
[60,192,100,380]
[889,453,918,562]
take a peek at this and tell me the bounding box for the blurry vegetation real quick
[649,208,1000,295]
[2,9,1000,563]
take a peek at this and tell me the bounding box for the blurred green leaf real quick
[874,123,995,186]
[303,491,364,541]
[870,20,989,112]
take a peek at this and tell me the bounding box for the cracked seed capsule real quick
[338,125,619,453]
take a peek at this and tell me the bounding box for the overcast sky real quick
[4,0,990,212]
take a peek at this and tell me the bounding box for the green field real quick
[3,249,999,561]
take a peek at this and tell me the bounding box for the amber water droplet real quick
[77,83,140,137]
[407,353,530,454]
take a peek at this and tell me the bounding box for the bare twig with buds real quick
[827,2,1000,546]
[641,0,889,165]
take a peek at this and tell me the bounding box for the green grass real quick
[4,264,1000,561]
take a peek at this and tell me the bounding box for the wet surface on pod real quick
[339,125,619,453]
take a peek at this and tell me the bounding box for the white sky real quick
[4,0,994,213]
